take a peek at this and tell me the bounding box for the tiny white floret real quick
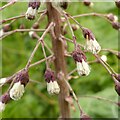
[10,81,25,100]
[84,39,101,54]
[77,60,90,76]
[25,7,37,19]
[47,81,60,95]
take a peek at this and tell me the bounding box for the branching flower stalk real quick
[0,0,120,119]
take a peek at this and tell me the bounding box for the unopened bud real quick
[14,69,29,86]
[0,93,10,112]
[60,2,68,9]
[106,13,118,22]
[32,22,39,29]
[115,0,120,8]
[71,24,80,31]
[112,22,120,30]
[83,0,94,7]
[3,24,11,32]
[19,24,25,33]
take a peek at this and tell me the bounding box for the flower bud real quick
[0,93,10,112]
[82,28,101,54]
[26,1,41,20]
[112,22,120,30]
[9,70,29,100]
[2,24,11,32]
[44,69,60,94]
[60,2,68,9]
[83,0,94,7]
[19,24,25,33]
[106,13,118,22]
[115,0,120,8]
[71,24,80,31]
[72,47,90,76]
[32,22,39,29]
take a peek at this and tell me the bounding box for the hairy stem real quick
[46,3,70,119]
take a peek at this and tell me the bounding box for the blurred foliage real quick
[0,1,119,119]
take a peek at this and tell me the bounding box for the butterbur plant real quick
[0,0,120,119]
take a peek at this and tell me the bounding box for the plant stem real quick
[46,3,70,119]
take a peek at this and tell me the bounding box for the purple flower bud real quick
[106,13,118,22]
[83,0,92,6]
[82,28,95,40]
[14,69,29,86]
[72,50,86,63]
[112,22,120,30]
[118,52,120,59]
[28,1,40,10]
[44,69,55,83]
[60,2,68,9]
[32,22,39,29]
[115,0,120,8]
[1,93,10,104]
[2,24,11,32]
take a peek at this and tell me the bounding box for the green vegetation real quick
[0,2,119,118]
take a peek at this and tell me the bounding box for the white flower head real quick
[85,39,101,54]
[72,48,91,76]
[77,60,90,76]
[47,81,60,94]
[0,78,7,87]
[45,69,60,95]
[25,7,37,20]
[101,55,107,62]
[83,28,101,54]
[10,81,25,100]
[0,101,5,112]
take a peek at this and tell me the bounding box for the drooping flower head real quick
[26,1,41,20]
[72,46,90,76]
[9,69,29,100]
[44,68,60,94]
[0,93,10,112]
[82,28,101,54]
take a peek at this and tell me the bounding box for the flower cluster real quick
[44,69,60,94]
[9,69,29,100]
[0,93,10,112]
[82,28,101,54]
[72,47,90,76]
[26,1,41,20]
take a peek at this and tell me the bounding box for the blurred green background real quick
[0,2,119,119]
